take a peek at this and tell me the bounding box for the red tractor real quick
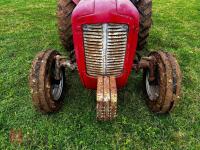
[29,0,182,121]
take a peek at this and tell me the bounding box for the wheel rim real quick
[51,72,64,101]
[145,72,159,101]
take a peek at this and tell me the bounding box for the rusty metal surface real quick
[54,55,76,80]
[96,76,117,121]
[110,76,117,119]
[96,76,104,119]
[29,51,45,112]
[158,51,173,113]
[144,51,182,113]
[166,53,182,111]
[55,55,62,80]
[136,56,157,81]
[29,50,64,113]
[104,76,110,120]
[83,23,128,77]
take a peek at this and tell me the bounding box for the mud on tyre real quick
[132,0,152,51]
[143,51,182,113]
[29,50,66,113]
[57,0,76,51]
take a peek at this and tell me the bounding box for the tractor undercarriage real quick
[29,47,182,121]
[29,0,182,121]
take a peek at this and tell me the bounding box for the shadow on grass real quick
[55,69,172,126]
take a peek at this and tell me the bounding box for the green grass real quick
[0,0,200,149]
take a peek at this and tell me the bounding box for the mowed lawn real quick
[0,0,200,149]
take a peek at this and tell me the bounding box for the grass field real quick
[0,0,200,149]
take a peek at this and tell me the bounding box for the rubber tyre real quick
[143,51,182,113]
[57,0,76,51]
[29,50,66,113]
[133,0,152,51]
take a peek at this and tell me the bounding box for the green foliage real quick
[0,0,200,149]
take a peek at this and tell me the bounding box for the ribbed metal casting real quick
[83,23,128,77]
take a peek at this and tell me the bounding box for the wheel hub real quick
[52,72,64,101]
[145,72,159,101]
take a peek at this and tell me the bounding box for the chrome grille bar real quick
[83,23,128,77]
[102,24,108,74]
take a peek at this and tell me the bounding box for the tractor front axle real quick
[133,56,157,82]
[54,55,76,80]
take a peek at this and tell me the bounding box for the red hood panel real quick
[73,0,139,22]
[117,0,139,20]
[72,0,139,89]
[72,0,95,18]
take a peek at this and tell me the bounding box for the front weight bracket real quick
[96,76,117,121]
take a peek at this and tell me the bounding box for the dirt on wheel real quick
[144,51,182,113]
[29,50,66,113]
[133,0,152,51]
[57,0,76,51]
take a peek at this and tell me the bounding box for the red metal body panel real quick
[72,0,80,4]
[72,0,139,89]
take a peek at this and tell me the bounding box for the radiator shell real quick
[83,23,128,77]
[72,0,139,89]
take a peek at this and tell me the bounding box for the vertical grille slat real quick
[83,23,128,77]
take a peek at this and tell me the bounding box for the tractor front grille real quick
[83,23,129,77]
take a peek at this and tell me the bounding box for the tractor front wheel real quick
[29,50,66,113]
[143,51,182,113]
